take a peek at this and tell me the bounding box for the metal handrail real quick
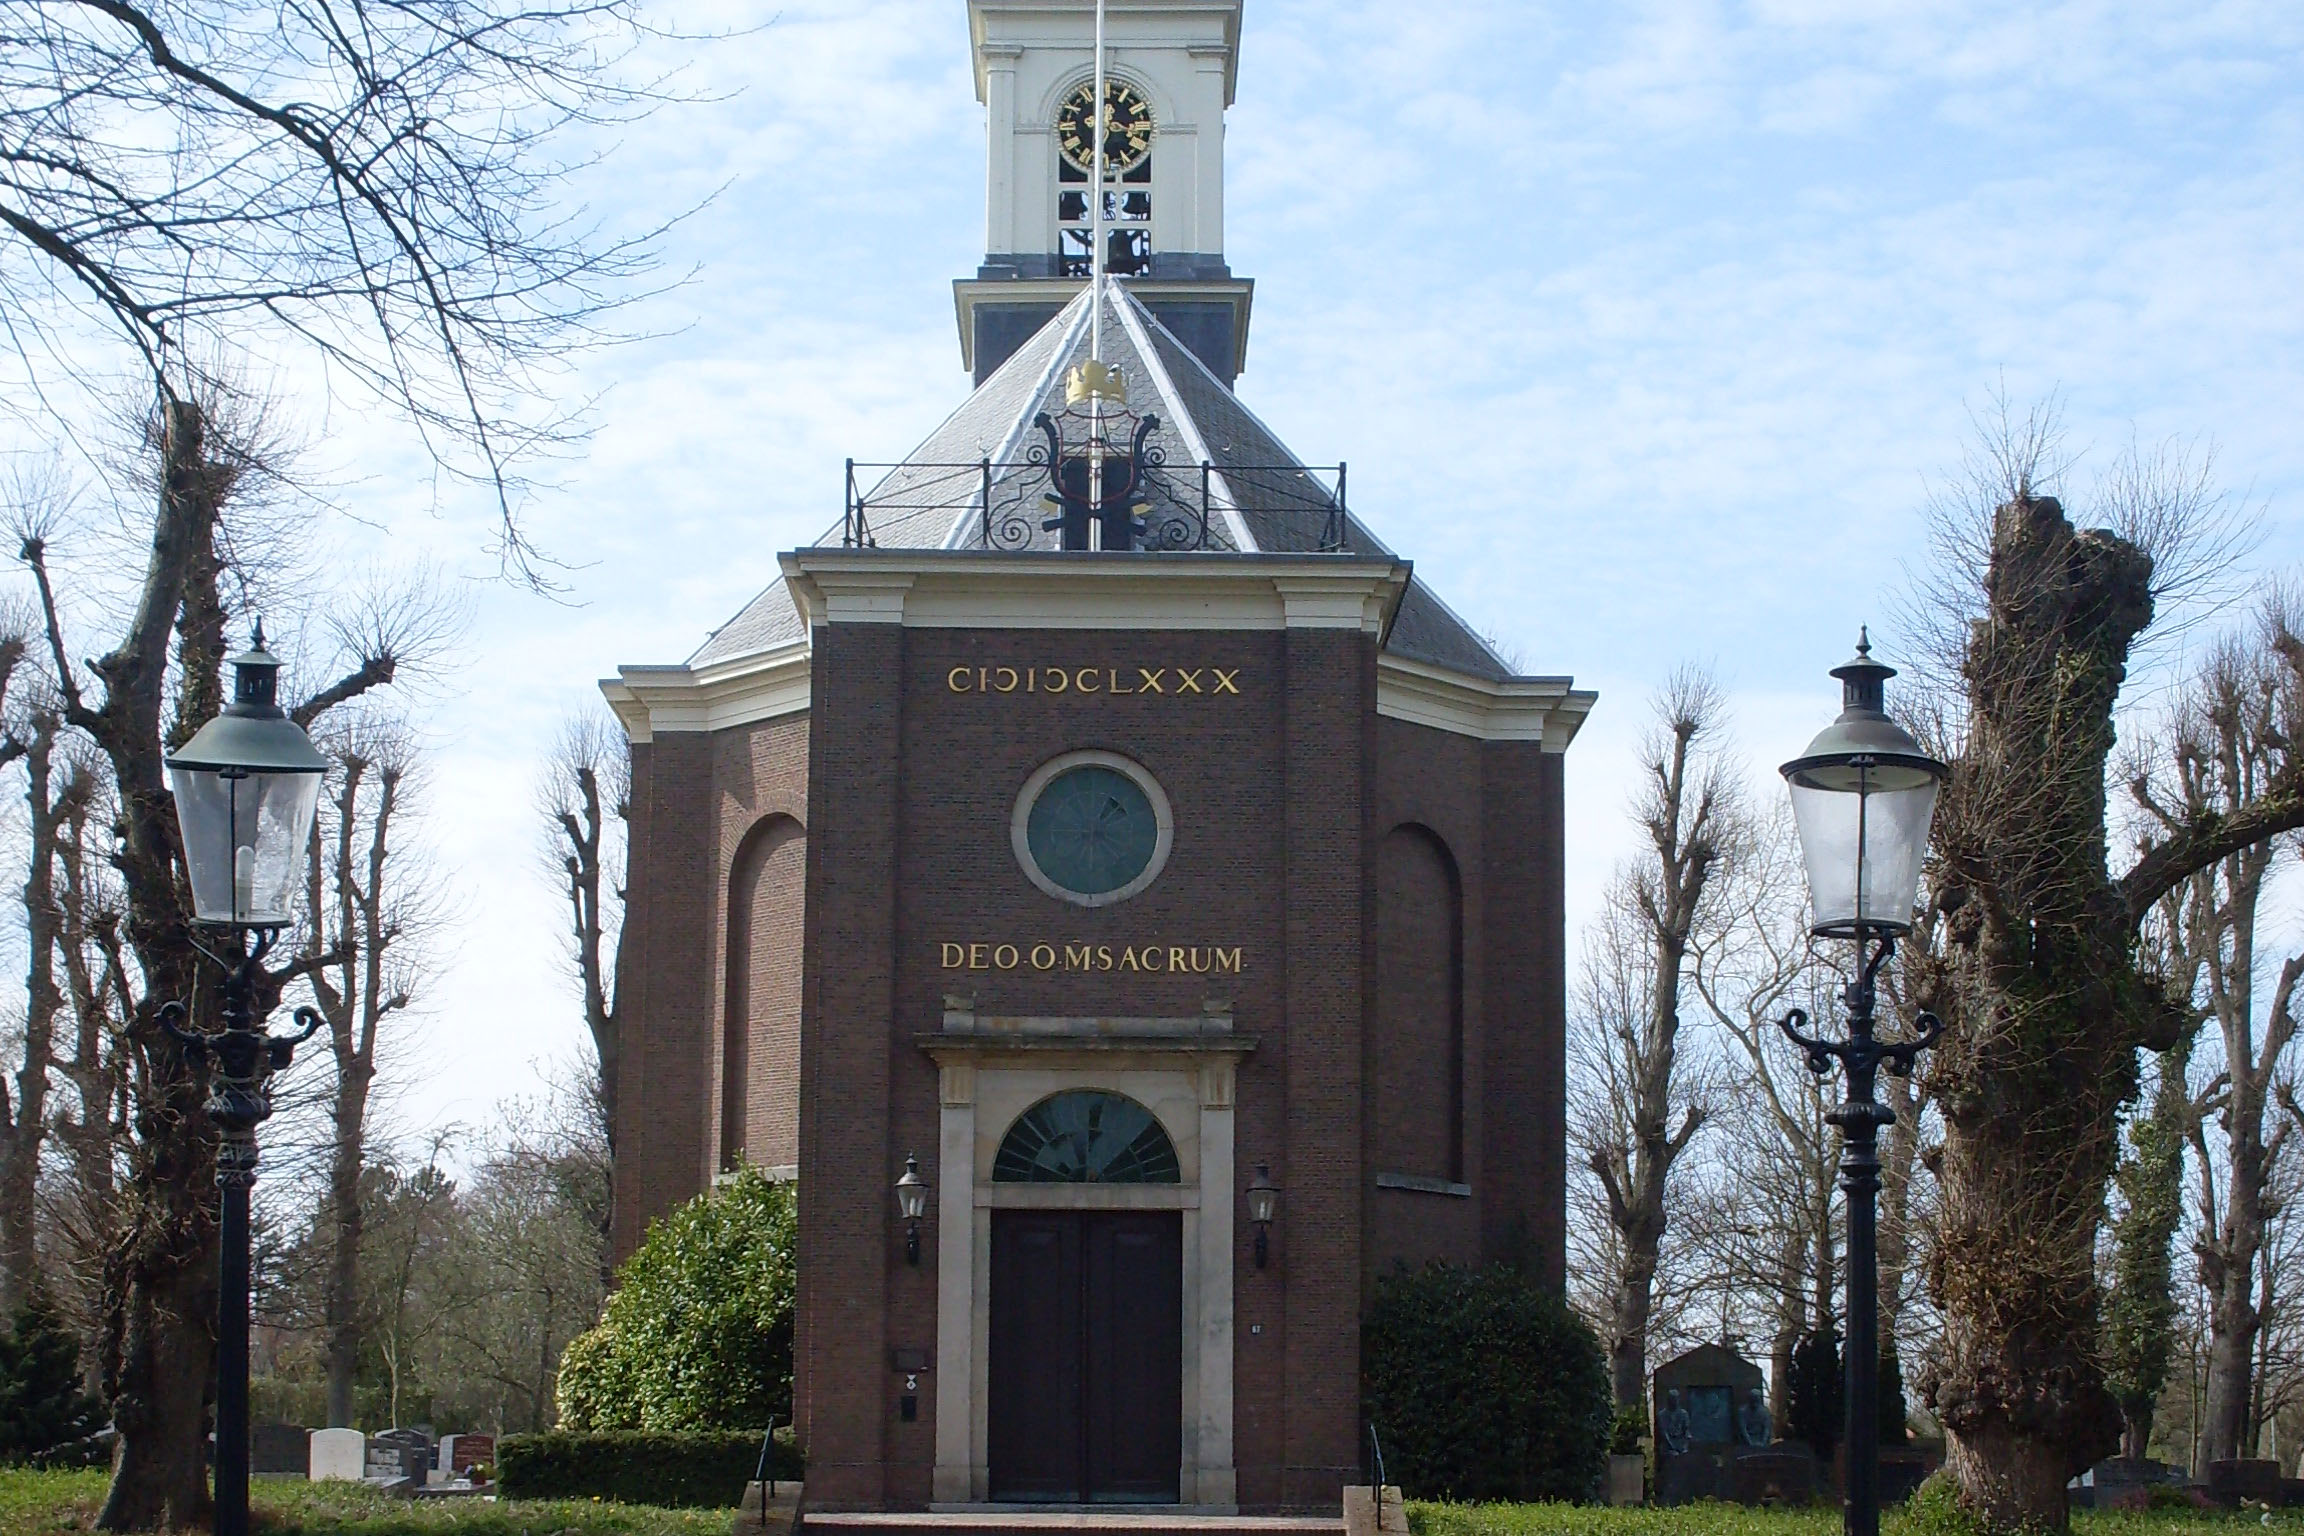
[839,457,1350,553]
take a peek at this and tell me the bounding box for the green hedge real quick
[496,1430,802,1508]
[1363,1262,1611,1503]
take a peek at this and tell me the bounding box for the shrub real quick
[0,1304,103,1466]
[557,1168,795,1432]
[1787,1330,1841,1458]
[1879,1346,1908,1445]
[1362,1262,1609,1502]
[497,1428,802,1507]
[1608,1404,1646,1456]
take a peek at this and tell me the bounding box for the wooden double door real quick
[987,1209,1182,1503]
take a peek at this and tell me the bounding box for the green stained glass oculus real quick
[992,1090,1181,1183]
[1024,764,1159,898]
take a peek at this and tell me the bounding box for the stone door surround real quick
[921,999,1255,1509]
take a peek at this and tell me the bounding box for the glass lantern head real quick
[1246,1163,1278,1227]
[895,1154,929,1222]
[1779,633,1946,939]
[164,628,328,927]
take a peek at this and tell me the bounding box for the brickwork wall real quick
[797,627,903,1507]
[614,615,1571,1511]
[1276,626,1372,1507]
[1368,718,1488,1283]
[723,816,807,1170]
[610,740,656,1261]
[885,629,1293,1506]
[1478,740,1568,1285]
[613,732,715,1258]
[709,715,812,1174]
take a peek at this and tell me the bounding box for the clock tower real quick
[958,0,1254,385]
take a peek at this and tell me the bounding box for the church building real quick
[602,0,1594,1514]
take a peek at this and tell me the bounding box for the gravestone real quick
[2207,1460,2282,1508]
[445,1433,494,1475]
[1731,1446,1817,1507]
[2088,1456,2177,1512]
[368,1427,431,1484]
[309,1428,365,1482]
[1652,1343,1769,1506]
[252,1423,307,1477]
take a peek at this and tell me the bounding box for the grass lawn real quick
[1410,1501,2304,1536]
[6,1473,2300,1536]
[0,1469,735,1536]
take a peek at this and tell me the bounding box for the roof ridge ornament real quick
[1065,359,1128,407]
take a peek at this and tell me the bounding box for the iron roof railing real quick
[842,456,1348,554]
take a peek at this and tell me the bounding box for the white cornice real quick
[1375,653,1597,750]
[603,561,1597,750]
[601,639,813,744]
[781,549,1408,635]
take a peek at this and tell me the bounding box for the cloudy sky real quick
[19,0,2304,1157]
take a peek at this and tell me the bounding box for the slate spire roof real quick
[691,284,1515,682]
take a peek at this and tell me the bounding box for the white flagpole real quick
[1091,0,1107,363]
[1087,0,1108,546]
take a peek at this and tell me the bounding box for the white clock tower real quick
[956,0,1254,386]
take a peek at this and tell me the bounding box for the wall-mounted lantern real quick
[896,1153,928,1265]
[1246,1163,1279,1268]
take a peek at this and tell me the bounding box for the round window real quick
[1012,752,1173,907]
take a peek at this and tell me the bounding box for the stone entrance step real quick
[806,1512,1345,1536]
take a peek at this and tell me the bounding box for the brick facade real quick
[608,555,1582,1513]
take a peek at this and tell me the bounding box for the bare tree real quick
[1900,408,2304,1530]
[300,717,437,1429]
[0,687,59,1314]
[13,393,409,1530]
[1692,810,1843,1420]
[1574,669,1741,1407]
[43,736,133,1392]
[0,0,691,575]
[2131,604,2303,1470]
[541,712,627,1190]
[419,1118,610,1432]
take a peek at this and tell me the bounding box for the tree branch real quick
[2122,780,2304,926]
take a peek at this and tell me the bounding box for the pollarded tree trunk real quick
[0,711,58,1314]
[70,399,235,1532]
[2194,956,2297,1467]
[1920,490,2304,1531]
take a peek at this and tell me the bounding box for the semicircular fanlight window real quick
[992,1090,1180,1184]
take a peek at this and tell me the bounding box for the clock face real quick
[1056,80,1154,175]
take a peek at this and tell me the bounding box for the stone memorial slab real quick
[2207,1460,2282,1508]
[1652,1343,1768,1506]
[368,1428,431,1483]
[1730,1447,1815,1507]
[445,1433,494,1474]
[309,1428,365,1482]
[252,1423,307,1476]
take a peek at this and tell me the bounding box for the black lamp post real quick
[160,628,327,1536]
[1777,632,1945,1536]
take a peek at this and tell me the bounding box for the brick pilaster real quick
[797,623,904,1506]
[1279,626,1370,1506]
